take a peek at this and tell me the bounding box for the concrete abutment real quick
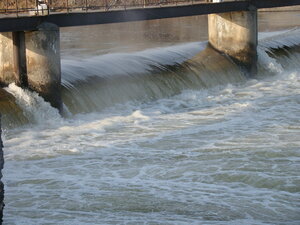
[0,23,62,112]
[1,7,258,111]
[208,3,258,75]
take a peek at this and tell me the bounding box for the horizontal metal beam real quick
[251,0,300,8]
[0,0,300,32]
[0,2,249,32]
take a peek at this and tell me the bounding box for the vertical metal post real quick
[36,0,38,15]
[105,0,108,11]
[66,0,69,13]
[47,0,50,15]
[12,31,28,87]
[5,0,7,14]
[42,1,44,15]
[16,0,19,17]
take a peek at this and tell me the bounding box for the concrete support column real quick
[0,22,62,112]
[0,32,15,85]
[12,31,28,87]
[208,7,258,75]
[25,23,62,111]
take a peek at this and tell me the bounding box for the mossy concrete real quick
[0,23,62,112]
[208,9,258,74]
[0,32,15,86]
[25,23,62,111]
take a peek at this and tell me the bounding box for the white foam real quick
[61,42,206,84]
[4,83,62,125]
[259,28,300,50]
[2,30,300,225]
[3,68,300,224]
[257,48,284,73]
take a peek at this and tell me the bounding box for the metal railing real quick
[0,0,207,17]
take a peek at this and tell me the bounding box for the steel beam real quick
[0,0,299,32]
[1,2,249,32]
[251,0,300,8]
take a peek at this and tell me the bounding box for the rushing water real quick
[1,13,300,224]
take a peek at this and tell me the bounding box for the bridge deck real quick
[0,0,300,32]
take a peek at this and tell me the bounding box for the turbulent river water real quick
[1,12,300,224]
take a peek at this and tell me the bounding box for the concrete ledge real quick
[259,6,300,11]
[208,9,257,75]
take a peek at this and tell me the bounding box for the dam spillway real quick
[2,0,299,111]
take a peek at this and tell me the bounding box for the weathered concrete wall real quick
[25,23,62,111]
[0,33,15,86]
[0,115,4,223]
[208,9,257,74]
[0,23,62,111]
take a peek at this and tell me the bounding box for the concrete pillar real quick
[12,31,28,87]
[0,32,28,87]
[0,23,62,112]
[25,23,62,111]
[208,6,258,75]
[0,32,15,85]
[0,115,4,223]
